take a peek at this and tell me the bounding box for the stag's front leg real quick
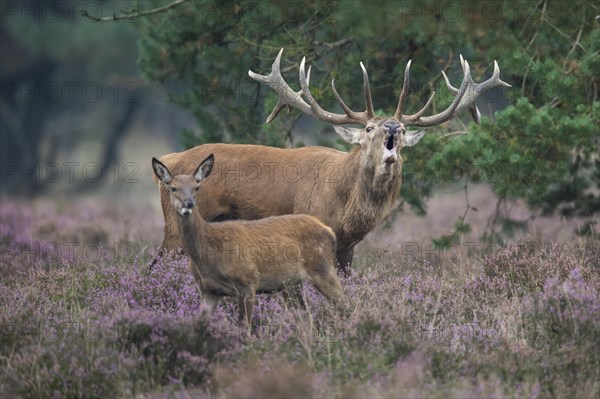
[336,247,354,277]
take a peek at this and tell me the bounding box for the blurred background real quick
[1,0,193,207]
[1,0,598,254]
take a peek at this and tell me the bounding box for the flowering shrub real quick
[0,199,598,397]
[524,268,600,352]
[481,239,597,293]
[90,254,202,316]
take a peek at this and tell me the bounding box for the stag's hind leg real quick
[282,282,307,309]
[237,289,256,332]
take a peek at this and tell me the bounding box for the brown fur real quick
[182,50,506,273]
[153,156,345,328]
[155,135,407,274]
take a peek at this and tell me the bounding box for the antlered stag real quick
[152,154,344,329]
[154,49,510,274]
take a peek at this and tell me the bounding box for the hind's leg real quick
[203,292,219,311]
[309,260,346,305]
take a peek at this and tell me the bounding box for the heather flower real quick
[1,199,598,398]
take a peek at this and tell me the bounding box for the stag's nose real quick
[383,121,401,135]
[184,199,196,209]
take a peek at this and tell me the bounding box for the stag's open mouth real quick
[383,134,398,163]
[385,135,396,151]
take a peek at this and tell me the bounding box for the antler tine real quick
[248,49,367,125]
[490,60,512,88]
[298,57,330,119]
[299,57,320,113]
[441,70,458,94]
[441,59,480,124]
[410,91,435,120]
[331,63,378,122]
[298,57,366,125]
[248,48,313,123]
[393,60,411,119]
[400,56,510,127]
[400,59,470,126]
[469,105,482,124]
[332,78,358,117]
[360,62,375,118]
[447,59,472,116]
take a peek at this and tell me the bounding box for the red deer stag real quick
[152,154,344,329]
[153,49,510,274]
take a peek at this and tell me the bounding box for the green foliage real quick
[5,8,138,74]
[136,0,599,239]
[432,219,472,249]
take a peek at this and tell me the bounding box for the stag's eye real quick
[366,127,373,133]
[171,187,177,192]
[195,187,199,191]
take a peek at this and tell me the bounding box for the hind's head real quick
[152,154,214,216]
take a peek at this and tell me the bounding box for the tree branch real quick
[80,0,189,22]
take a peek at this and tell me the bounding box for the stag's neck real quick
[333,147,403,246]
[337,147,403,204]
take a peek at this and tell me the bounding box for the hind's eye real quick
[171,187,177,192]
[366,127,373,133]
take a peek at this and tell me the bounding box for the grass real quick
[0,197,598,398]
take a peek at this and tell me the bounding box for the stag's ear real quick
[152,157,172,185]
[404,130,425,147]
[333,126,363,145]
[194,154,214,182]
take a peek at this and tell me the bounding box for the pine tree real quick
[136,0,599,240]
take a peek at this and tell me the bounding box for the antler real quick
[397,54,511,127]
[249,49,511,128]
[248,48,372,126]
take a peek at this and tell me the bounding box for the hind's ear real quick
[152,157,172,184]
[194,154,214,182]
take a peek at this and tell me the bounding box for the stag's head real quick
[331,116,424,166]
[152,154,214,216]
[249,49,510,180]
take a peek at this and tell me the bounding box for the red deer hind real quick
[152,154,344,329]
[153,49,510,274]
